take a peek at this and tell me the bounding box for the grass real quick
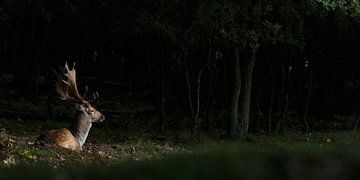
[0,118,360,179]
[0,118,192,167]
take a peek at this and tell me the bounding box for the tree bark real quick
[156,35,166,133]
[160,72,166,133]
[239,47,257,138]
[183,49,194,116]
[268,85,275,135]
[228,46,241,139]
[353,115,360,131]
[303,65,312,133]
[159,41,166,133]
[193,64,206,134]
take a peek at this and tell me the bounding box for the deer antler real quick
[54,62,85,104]
[88,91,99,102]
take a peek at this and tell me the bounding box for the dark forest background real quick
[1,0,360,139]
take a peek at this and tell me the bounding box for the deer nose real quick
[100,115,105,122]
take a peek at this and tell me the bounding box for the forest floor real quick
[1,75,360,179]
[1,118,360,179]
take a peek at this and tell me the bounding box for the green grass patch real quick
[0,118,360,179]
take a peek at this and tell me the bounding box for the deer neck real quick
[68,111,92,149]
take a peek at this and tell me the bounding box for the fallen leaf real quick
[3,156,16,166]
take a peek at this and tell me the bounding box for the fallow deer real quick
[37,62,105,151]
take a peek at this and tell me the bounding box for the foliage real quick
[1,0,360,141]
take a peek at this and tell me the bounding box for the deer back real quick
[42,128,80,151]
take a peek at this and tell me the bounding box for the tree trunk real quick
[193,64,205,134]
[239,47,257,138]
[268,85,275,135]
[160,71,166,133]
[228,46,241,139]
[303,65,312,133]
[159,41,166,133]
[353,114,360,131]
[183,49,194,116]
[204,63,217,132]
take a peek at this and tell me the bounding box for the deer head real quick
[54,62,105,123]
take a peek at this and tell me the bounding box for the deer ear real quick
[75,104,86,112]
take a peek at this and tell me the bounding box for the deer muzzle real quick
[99,114,105,122]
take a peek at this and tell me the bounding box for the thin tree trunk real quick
[251,92,261,134]
[158,38,166,133]
[268,86,274,135]
[205,63,217,132]
[303,68,312,133]
[268,59,276,135]
[46,71,53,120]
[276,94,291,133]
[353,115,360,131]
[239,47,257,138]
[160,60,166,133]
[238,0,262,138]
[229,46,241,139]
[194,64,206,134]
[43,10,53,120]
[183,49,194,116]
[204,44,217,132]
[275,59,287,133]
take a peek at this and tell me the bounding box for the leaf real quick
[3,156,16,166]
[215,50,223,59]
[18,149,37,160]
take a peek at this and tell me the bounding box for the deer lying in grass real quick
[37,62,105,151]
